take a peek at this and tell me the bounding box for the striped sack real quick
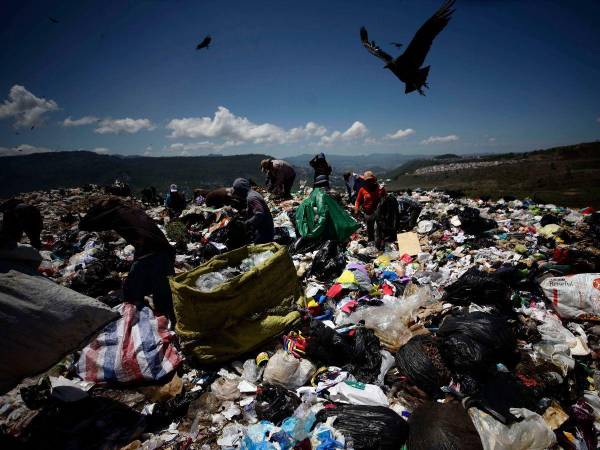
[76,303,182,383]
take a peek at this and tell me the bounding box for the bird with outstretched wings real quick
[360,0,455,95]
[196,35,211,50]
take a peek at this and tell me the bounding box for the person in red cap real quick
[354,171,386,242]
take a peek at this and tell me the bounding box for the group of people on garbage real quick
[3,153,600,450]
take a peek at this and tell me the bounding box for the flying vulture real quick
[196,35,211,50]
[360,0,455,95]
[48,16,59,24]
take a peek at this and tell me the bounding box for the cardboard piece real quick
[397,232,422,256]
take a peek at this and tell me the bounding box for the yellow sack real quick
[170,243,302,363]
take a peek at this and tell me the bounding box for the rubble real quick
[2,183,600,449]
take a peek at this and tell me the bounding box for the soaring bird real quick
[390,42,403,48]
[196,35,211,50]
[360,0,455,95]
[48,16,59,24]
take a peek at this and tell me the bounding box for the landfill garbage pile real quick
[2,184,600,450]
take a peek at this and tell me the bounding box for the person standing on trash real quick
[309,153,332,189]
[232,178,274,244]
[260,158,296,199]
[343,172,364,204]
[79,197,177,323]
[0,199,43,249]
[165,184,186,217]
[354,171,386,242]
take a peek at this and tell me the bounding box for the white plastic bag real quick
[327,380,389,407]
[263,350,316,389]
[541,273,600,320]
[469,407,556,450]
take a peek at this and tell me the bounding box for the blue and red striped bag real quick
[76,303,182,383]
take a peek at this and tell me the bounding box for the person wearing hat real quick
[260,158,296,199]
[79,197,177,324]
[309,153,332,189]
[354,171,386,242]
[232,178,274,244]
[165,184,186,217]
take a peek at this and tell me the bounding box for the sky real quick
[0,0,599,158]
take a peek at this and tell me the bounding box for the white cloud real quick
[166,107,326,145]
[385,128,415,140]
[63,115,99,127]
[0,85,59,128]
[92,147,111,154]
[488,137,496,143]
[0,144,52,157]
[95,117,155,134]
[320,121,369,146]
[364,137,379,145]
[420,134,459,145]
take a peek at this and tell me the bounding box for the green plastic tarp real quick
[169,243,303,364]
[295,188,359,241]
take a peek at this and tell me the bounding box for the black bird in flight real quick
[48,16,59,24]
[390,42,403,48]
[360,0,455,95]
[196,35,211,50]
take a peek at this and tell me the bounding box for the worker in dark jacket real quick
[261,159,296,199]
[309,153,332,188]
[232,178,274,244]
[0,199,43,249]
[165,184,186,217]
[79,197,176,323]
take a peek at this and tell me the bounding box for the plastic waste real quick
[308,240,347,281]
[444,267,511,309]
[263,350,316,390]
[341,286,434,351]
[255,385,301,425]
[469,407,556,450]
[211,376,241,400]
[316,403,408,450]
[437,311,516,372]
[394,334,451,398]
[540,273,600,321]
[408,402,483,450]
[327,380,389,407]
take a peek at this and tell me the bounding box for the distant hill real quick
[0,151,269,197]
[284,153,419,175]
[386,142,600,208]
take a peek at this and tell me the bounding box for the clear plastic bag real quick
[340,286,434,350]
[210,376,241,400]
[469,407,556,450]
[263,350,316,389]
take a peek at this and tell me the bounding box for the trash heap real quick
[2,185,600,450]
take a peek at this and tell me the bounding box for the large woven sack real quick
[170,243,302,363]
[0,270,118,394]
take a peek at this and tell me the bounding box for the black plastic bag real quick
[290,236,322,255]
[444,267,511,308]
[305,320,354,366]
[305,322,382,384]
[397,197,422,231]
[21,396,146,450]
[437,312,516,372]
[255,385,300,425]
[408,402,483,450]
[273,226,294,246]
[394,335,450,399]
[450,206,497,235]
[344,327,383,384]
[307,240,346,281]
[317,403,409,450]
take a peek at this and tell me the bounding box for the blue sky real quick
[0,0,599,157]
